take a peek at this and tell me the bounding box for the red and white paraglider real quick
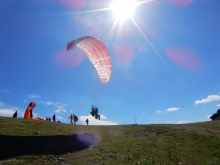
[66,36,112,84]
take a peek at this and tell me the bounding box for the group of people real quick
[46,114,56,122]
[69,114,79,125]
[12,104,102,125]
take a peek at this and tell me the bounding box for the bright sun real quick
[111,0,137,21]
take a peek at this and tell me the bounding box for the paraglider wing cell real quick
[67,36,112,83]
[33,117,45,121]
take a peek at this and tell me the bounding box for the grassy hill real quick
[0,117,220,165]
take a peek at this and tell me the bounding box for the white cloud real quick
[156,110,162,113]
[0,102,41,119]
[0,102,24,117]
[195,95,220,104]
[217,104,220,107]
[176,120,187,124]
[55,106,67,113]
[78,114,118,125]
[0,108,16,116]
[0,107,21,117]
[27,94,40,99]
[166,107,180,112]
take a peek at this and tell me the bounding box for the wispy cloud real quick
[156,110,162,113]
[176,120,187,124]
[39,101,53,106]
[46,101,53,105]
[166,107,180,112]
[52,102,67,113]
[78,115,118,125]
[217,104,220,107]
[195,95,220,104]
[55,106,67,113]
[38,101,67,113]
[0,89,10,93]
[27,94,40,99]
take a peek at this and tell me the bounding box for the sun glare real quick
[111,0,137,21]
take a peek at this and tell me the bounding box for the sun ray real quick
[130,17,196,99]
[135,0,156,5]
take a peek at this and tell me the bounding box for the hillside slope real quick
[0,117,220,165]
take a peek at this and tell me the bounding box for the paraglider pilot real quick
[73,114,78,126]
[69,114,73,124]
[30,109,33,119]
[90,105,100,120]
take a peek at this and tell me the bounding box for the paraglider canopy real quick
[66,36,112,84]
[24,102,45,120]
[24,102,36,119]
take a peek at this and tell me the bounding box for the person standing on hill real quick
[73,114,78,126]
[69,114,73,124]
[86,118,89,125]
[13,111,17,118]
[53,114,56,122]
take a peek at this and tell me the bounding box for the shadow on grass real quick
[0,133,99,160]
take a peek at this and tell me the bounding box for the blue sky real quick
[1,0,220,125]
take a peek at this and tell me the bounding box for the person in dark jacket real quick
[53,114,56,122]
[13,111,17,118]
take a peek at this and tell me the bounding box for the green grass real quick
[0,117,220,165]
